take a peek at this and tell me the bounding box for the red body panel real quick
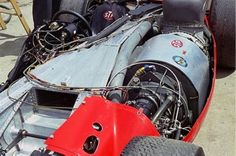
[46,96,159,156]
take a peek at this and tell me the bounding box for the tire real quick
[0,5,12,24]
[210,0,235,68]
[121,137,205,156]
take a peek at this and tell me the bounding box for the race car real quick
[0,0,233,155]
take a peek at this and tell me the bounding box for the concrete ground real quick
[0,1,235,155]
[0,0,33,83]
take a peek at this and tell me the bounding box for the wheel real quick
[0,5,12,24]
[121,137,205,156]
[210,0,235,68]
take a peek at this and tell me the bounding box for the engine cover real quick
[134,34,210,117]
[45,96,159,155]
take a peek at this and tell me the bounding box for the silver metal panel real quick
[1,92,69,156]
[0,77,32,113]
[135,34,210,108]
[30,45,120,88]
[6,138,45,156]
[30,21,144,88]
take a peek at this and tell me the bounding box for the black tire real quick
[122,137,205,156]
[210,0,235,68]
[0,5,12,24]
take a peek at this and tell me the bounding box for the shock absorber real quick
[151,94,176,123]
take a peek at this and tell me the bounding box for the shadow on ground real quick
[216,68,235,79]
[0,36,27,57]
[0,32,22,40]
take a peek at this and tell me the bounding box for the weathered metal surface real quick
[30,21,146,88]
[0,20,154,155]
[135,33,210,112]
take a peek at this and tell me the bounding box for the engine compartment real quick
[0,0,214,155]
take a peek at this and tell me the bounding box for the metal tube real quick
[109,21,152,87]
[152,95,175,123]
[25,132,48,140]
[5,129,49,152]
[108,21,152,102]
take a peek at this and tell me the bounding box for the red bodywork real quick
[46,96,159,156]
[45,17,217,155]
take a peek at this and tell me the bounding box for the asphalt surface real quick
[0,1,235,155]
